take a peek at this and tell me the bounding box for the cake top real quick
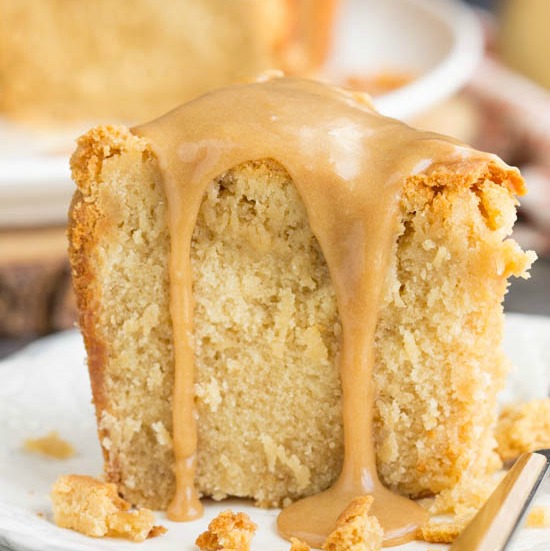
[135,76,524,210]
[136,76,495,188]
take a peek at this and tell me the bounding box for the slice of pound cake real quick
[68,77,534,545]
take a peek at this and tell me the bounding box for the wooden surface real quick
[0,226,76,337]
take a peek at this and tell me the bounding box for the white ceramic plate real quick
[0,313,549,551]
[0,0,482,229]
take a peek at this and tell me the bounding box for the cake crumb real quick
[419,515,471,544]
[195,510,257,551]
[526,505,550,528]
[322,496,383,551]
[496,399,550,461]
[24,431,75,459]
[147,524,168,538]
[51,475,165,542]
[430,472,502,518]
[289,536,310,550]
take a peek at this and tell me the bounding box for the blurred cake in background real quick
[0,0,337,123]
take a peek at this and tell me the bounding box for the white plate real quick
[0,313,549,551]
[0,0,482,229]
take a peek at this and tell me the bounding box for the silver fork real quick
[450,449,550,551]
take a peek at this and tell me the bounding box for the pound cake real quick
[0,0,336,122]
[68,77,534,545]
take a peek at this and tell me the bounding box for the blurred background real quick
[0,0,548,357]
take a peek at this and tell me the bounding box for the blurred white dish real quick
[0,0,482,229]
[328,0,483,119]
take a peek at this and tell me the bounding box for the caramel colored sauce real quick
[133,78,488,544]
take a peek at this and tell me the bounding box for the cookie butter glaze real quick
[133,77,494,546]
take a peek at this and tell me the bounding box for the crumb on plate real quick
[24,430,75,459]
[430,470,503,519]
[322,495,383,551]
[195,510,257,551]
[51,474,165,541]
[289,536,310,550]
[419,515,472,544]
[496,399,550,462]
[526,505,550,528]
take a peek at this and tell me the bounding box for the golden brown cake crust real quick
[68,195,106,416]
